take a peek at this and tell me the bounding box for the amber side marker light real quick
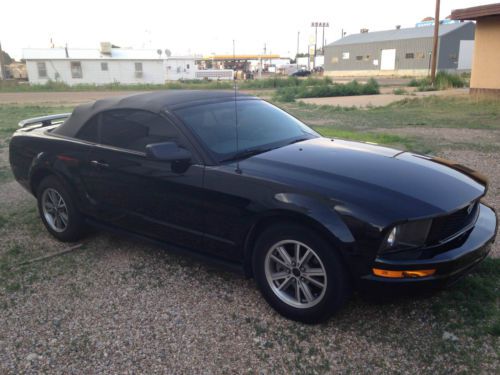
[372,268,436,278]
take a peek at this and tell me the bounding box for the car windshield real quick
[174,99,319,162]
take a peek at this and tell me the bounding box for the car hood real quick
[239,138,486,223]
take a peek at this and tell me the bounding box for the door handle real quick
[90,160,110,168]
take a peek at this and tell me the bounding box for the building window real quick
[405,53,415,59]
[135,62,143,78]
[416,52,425,59]
[331,57,339,64]
[37,62,47,78]
[101,62,108,71]
[186,63,190,69]
[70,61,82,78]
[356,56,363,61]
[342,52,350,60]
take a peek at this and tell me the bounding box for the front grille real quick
[427,201,479,244]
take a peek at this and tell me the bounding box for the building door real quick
[458,40,474,70]
[380,49,396,70]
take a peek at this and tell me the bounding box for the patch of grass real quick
[0,77,337,93]
[432,257,500,336]
[0,166,14,184]
[0,214,7,229]
[0,105,73,136]
[273,79,380,102]
[0,79,234,92]
[278,96,500,131]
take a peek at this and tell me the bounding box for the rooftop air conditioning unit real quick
[100,42,112,55]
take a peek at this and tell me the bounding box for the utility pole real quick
[0,41,6,80]
[296,31,300,69]
[311,22,330,69]
[314,24,318,69]
[430,0,440,85]
[322,25,325,53]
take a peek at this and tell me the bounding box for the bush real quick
[240,76,335,89]
[393,88,408,95]
[407,72,467,91]
[272,87,298,102]
[435,71,467,89]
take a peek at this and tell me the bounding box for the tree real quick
[1,50,13,65]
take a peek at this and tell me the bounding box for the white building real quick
[24,46,234,85]
[23,44,165,85]
[296,56,324,69]
[165,56,199,81]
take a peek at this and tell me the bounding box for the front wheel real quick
[252,223,351,323]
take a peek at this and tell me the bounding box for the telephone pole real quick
[311,22,329,69]
[296,31,300,68]
[430,0,441,85]
[0,41,7,80]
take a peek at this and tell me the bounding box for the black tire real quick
[252,222,351,324]
[36,175,87,242]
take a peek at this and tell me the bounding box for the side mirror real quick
[145,142,191,162]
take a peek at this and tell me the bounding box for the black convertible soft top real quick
[54,90,253,138]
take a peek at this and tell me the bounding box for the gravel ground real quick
[0,117,498,373]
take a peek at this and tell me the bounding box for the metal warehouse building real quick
[324,22,475,77]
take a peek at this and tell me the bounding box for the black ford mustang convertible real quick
[9,91,497,323]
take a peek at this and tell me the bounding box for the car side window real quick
[77,110,182,153]
[76,115,99,143]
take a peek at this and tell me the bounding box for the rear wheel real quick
[253,223,350,323]
[36,176,86,242]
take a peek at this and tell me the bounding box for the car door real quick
[78,109,206,250]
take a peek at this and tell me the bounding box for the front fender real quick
[273,192,355,245]
[243,192,358,277]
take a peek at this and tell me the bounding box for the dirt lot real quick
[0,91,148,105]
[0,94,498,374]
[298,88,469,108]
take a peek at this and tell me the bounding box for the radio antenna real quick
[233,39,241,174]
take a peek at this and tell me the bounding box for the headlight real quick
[380,219,432,253]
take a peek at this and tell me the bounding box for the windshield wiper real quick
[220,147,273,163]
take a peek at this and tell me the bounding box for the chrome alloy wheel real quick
[41,188,69,233]
[264,240,327,309]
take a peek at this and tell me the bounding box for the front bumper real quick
[360,203,497,292]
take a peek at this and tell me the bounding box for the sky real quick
[0,0,490,60]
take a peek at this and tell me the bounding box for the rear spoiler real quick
[18,113,71,128]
